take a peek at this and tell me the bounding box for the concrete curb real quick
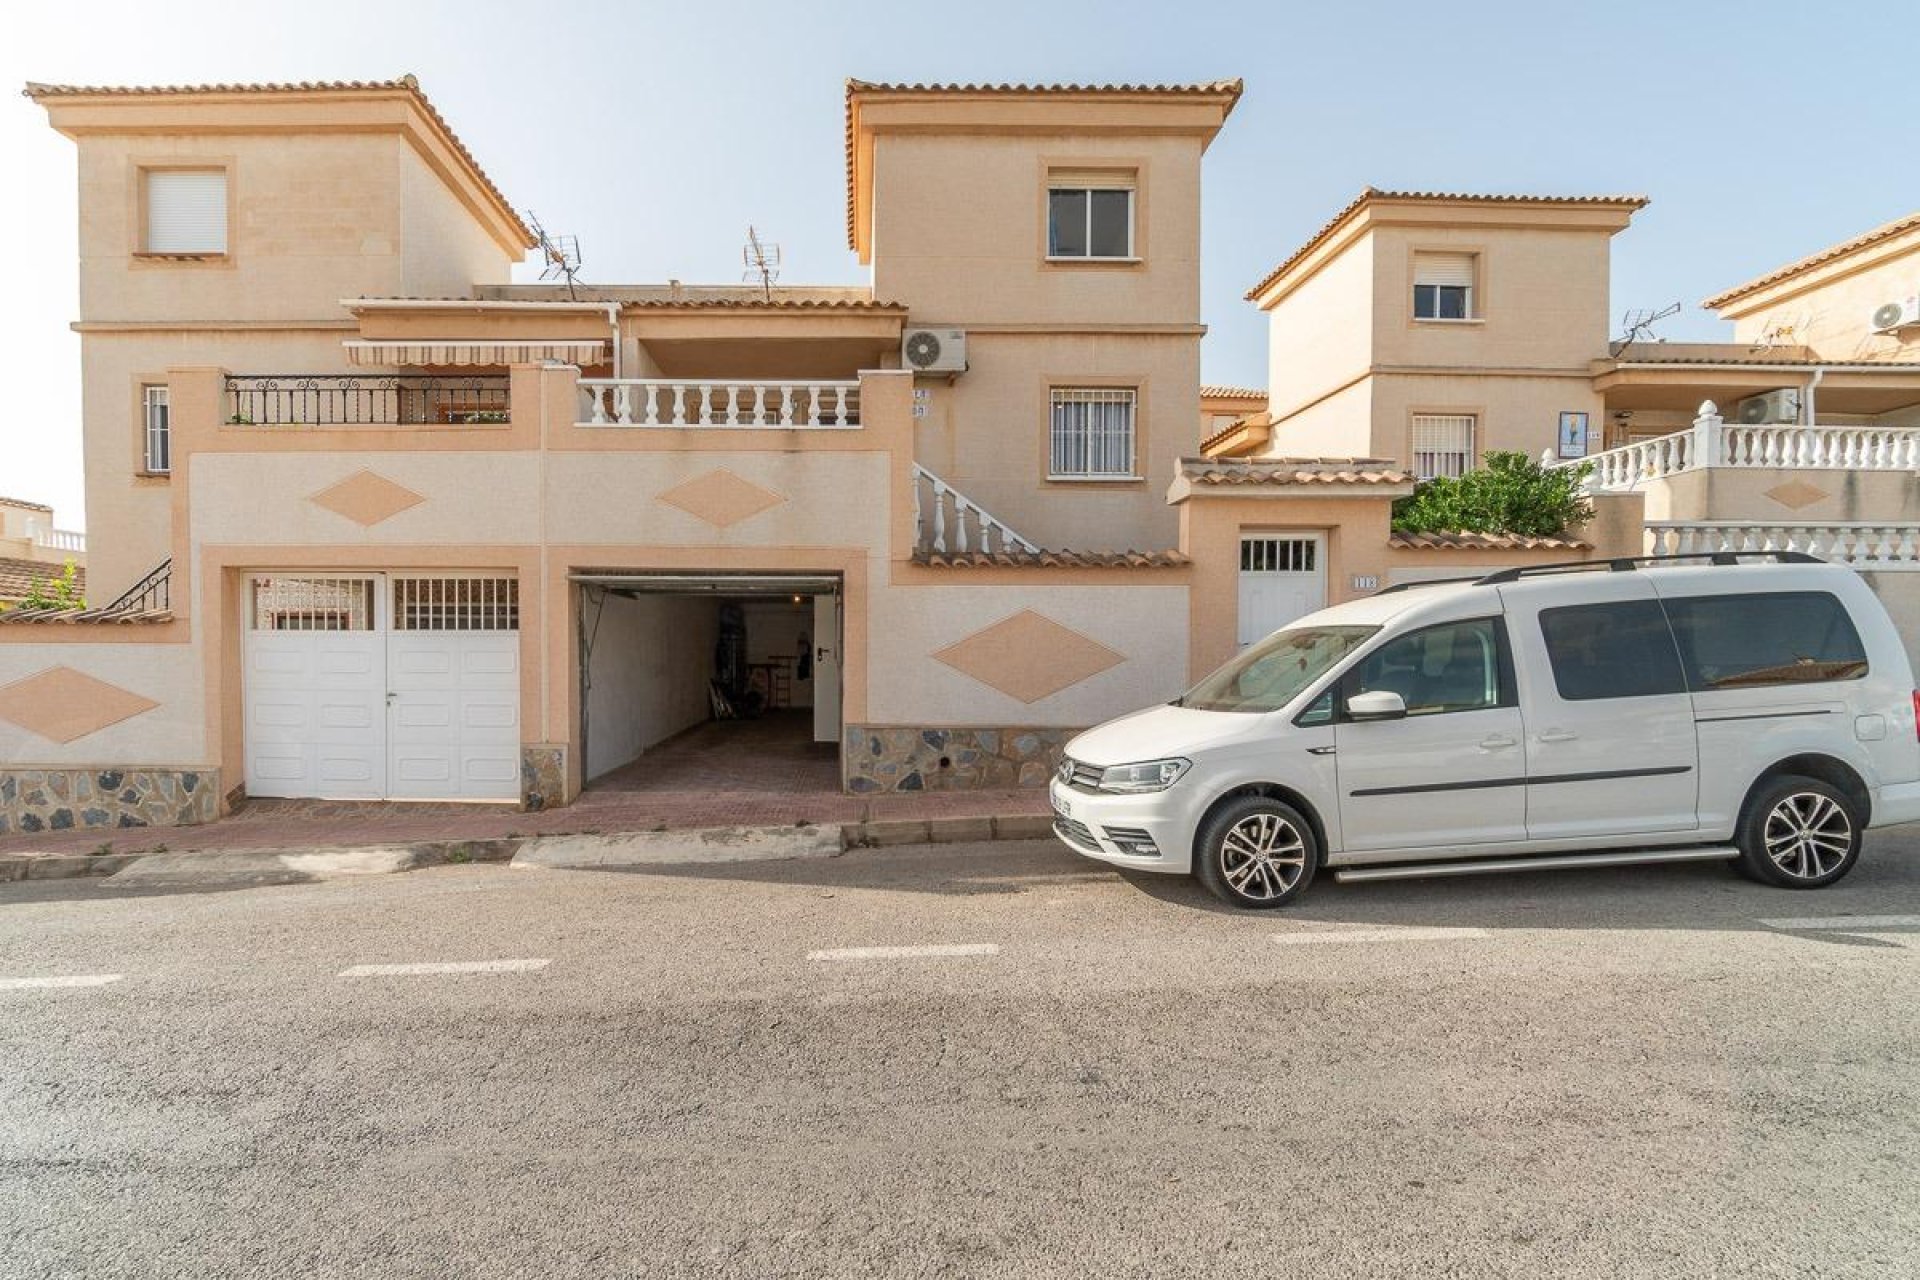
[0,815,1054,888]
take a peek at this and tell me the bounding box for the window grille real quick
[142,386,170,474]
[1240,537,1317,573]
[249,577,376,631]
[145,169,227,254]
[1411,414,1477,480]
[1050,388,1137,478]
[392,575,519,631]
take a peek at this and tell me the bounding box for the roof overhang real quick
[569,571,841,597]
[344,338,608,367]
[1246,189,1648,309]
[26,78,535,256]
[844,80,1243,263]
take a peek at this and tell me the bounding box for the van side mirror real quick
[1346,690,1408,721]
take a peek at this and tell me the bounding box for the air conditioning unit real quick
[902,328,967,374]
[1870,296,1920,333]
[1735,388,1803,425]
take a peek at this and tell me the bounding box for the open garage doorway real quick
[573,572,842,798]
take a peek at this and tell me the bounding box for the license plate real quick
[1050,789,1072,820]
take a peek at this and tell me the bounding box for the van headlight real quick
[1097,758,1191,794]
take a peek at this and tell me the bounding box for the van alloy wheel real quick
[1763,791,1854,882]
[1194,796,1319,909]
[1221,813,1307,901]
[1734,774,1860,890]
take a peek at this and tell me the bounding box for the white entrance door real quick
[812,592,842,744]
[243,576,385,800]
[1237,535,1327,648]
[243,573,521,802]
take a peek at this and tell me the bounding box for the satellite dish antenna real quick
[528,210,584,300]
[1612,301,1682,353]
[743,226,781,302]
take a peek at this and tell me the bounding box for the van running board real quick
[1333,847,1739,883]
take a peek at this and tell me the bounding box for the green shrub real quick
[1392,451,1593,537]
[11,559,86,612]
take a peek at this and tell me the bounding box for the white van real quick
[1051,554,1920,908]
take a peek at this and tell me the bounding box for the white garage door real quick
[243,574,520,801]
[1238,535,1327,648]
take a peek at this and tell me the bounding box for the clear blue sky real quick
[5,0,1915,527]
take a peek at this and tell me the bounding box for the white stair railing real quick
[1646,520,1920,570]
[578,378,860,429]
[912,464,1041,555]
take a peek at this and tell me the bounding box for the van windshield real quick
[1178,625,1379,713]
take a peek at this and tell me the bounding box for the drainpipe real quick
[1805,367,1825,426]
[604,302,622,379]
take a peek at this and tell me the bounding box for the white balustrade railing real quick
[1559,401,1920,494]
[1720,425,1920,470]
[1646,521,1920,571]
[579,378,860,429]
[913,464,1040,555]
[31,528,86,554]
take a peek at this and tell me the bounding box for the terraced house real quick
[7,74,1914,835]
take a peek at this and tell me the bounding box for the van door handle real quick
[1480,734,1517,751]
[1538,729,1578,743]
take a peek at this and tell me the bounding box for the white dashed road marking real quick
[0,974,125,990]
[808,944,1001,962]
[1758,915,1920,932]
[1273,927,1491,946]
[338,959,551,977]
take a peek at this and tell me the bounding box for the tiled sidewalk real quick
[0,714,1052,858]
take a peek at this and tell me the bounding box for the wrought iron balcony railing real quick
[225,375,511,427]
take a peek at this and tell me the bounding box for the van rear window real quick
[1662,591,1867,690]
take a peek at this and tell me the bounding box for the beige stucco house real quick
[32,75,1910,836]
[0,497,87,607]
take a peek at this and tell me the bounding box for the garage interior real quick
[575,573,842,795]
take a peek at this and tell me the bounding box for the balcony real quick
[1556,401,1920,494]
[578,378,860,429]
[224,374,512,427]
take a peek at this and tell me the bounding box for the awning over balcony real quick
[343,338,609,367]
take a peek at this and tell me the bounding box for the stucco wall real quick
[1643,467,1920,523]
[1726,224,1920,363]
[398,146,516,298]
[0,642,207,766]
[582,590,718,780]
[1260,379,1374,460]
[870,132,1201,326]
[913,332,1195,550]
[1369,372,1602,467]
[1371,224,1613,373]
[1264,233,1374,432]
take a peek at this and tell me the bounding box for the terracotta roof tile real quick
[912,549,1190,570]
[23,76,533,247]
[1389,530,1589,551]
[1200,384,1265,400]
[0,557,87,602]
[845,78,1243,251]
[1180,456,1414,486]
[0,496,53,511]
[1245,187,1650,302]
[1703,211,1920,311]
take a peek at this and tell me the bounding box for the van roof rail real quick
[1474,550,1824,586]
[1373,575,1488,595]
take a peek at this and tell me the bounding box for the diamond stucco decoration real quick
[1763,480,1830,511]
[0,666,160,745]
[932,610,1126,704]
[308,469,427,527]
[656,469,787,529]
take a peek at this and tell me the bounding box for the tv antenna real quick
[1614,301,1681,351]
[528,210,584,300]
[1751,311,1807,353]
[742,226,781,301]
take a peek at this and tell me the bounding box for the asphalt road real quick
[4,834,1919,1279]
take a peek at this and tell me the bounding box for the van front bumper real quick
[1047,778,1197,874]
